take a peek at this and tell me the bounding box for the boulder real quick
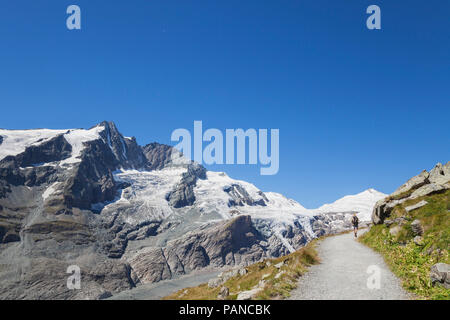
[410,220,423,236]
[410,184,446,200]
[208,277,223,288]
[238,268,248,276]
[217,287,229,300]
[405,200,428,212]
[274,261,284,269]
[430,263,450,289]
[237,287,262,300]
[413,236,424,246]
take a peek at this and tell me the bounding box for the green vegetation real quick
[164,240,319,300]
[360,189,450,300]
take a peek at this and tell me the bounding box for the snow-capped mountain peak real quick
[313,188,387,221]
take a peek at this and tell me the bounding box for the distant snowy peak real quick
[264,192,307,211]
[313,188,387,221]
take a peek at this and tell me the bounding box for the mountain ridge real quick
[0,121,385,299]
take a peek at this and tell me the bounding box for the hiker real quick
[352,213,359,238]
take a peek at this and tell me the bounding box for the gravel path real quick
[289,231,411,300]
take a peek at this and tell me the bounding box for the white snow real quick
[0,125,106,166]
[111,167,188,223]
[0,129,67,161]
[194,171,310,221]
[264,192,307,211]
[59,126,105,165]
[121,138,128,159]
[274,229,295,253]
[42,182,59,200]
[312,188,387,221]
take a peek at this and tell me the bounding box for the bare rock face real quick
[62,140,119,210]
[224,184,267,207]
[372,162,449,224]
[429,162,450,186]
[0,255,135,300]
[168,215,264,270]
[97,121,148,170]
[129,248,172,283]
[142,143,175,170]
[409,184,446,200]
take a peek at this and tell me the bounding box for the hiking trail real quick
[289,231,411,300]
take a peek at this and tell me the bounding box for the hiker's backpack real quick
[352,216,359,225]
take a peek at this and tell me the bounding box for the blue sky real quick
[0,1,449,208]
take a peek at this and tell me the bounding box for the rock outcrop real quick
[142,143,176,170]
[224,184,268,207]
[372,162,450,224]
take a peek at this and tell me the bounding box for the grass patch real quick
[360,189,450,300]
[386,190,413,201]
[163,240,319,300]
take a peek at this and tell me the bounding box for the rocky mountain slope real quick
[372,162,450,225]
[0,121,384,299]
